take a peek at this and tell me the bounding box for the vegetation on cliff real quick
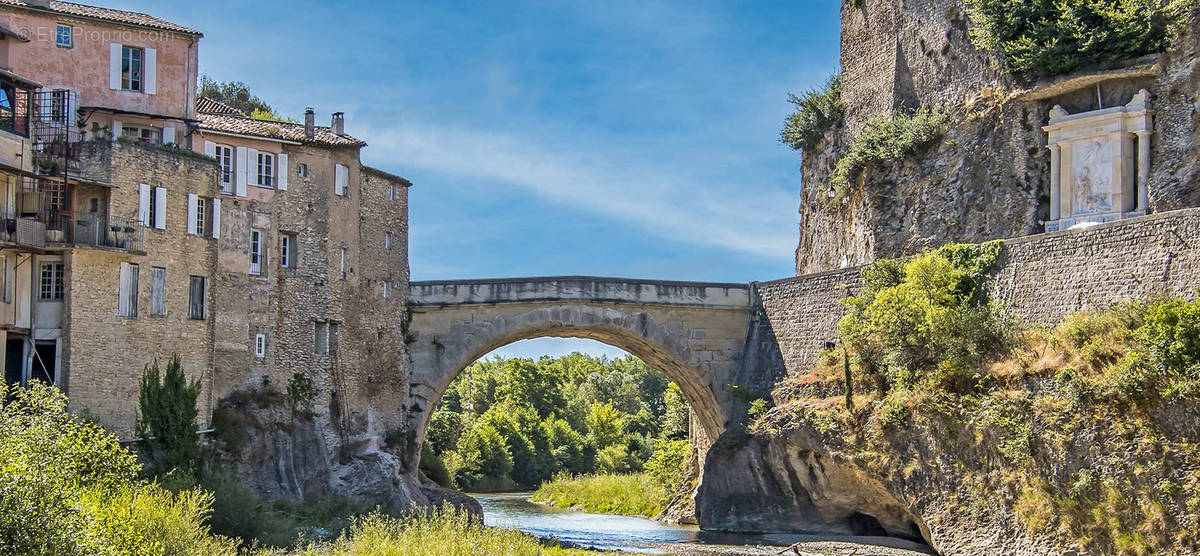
[827,107,948,200]
[426,354,691,492]
[757,242,1200,554]
[781,74,844,152]
[964,0,1191,77]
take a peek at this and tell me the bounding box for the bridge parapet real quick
[410,276,751,309]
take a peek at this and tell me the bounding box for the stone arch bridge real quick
[406,276,765,447]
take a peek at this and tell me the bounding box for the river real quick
[473,492,933,555]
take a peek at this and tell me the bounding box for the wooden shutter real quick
[118,262,138,317]
[235,146,248,196]
[186,194,198,235]
[109,43,122,89]
[277,153,288,190]
[143,48,157,94]
[111,120,122,142]
[161,125,174,145]
[149,267,166,316]
[137,183,151,225]
[204,141,216,157]
[153,187,166,230]
[247,148,259,186]
[335,164,348,195]
[211,198,221,239]
[188,276,205,319]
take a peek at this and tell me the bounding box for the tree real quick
[585,402,625,450]
[426,409,464,455]
[660,383,690,440]
[495,358,566,418]
[454,422,511,489]
[136,356,201,478]
[543,416,588,474]
[645,440,690,491]
[198,75,290,121]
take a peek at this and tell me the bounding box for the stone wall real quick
[768,208,1200,380]
[798,3,1200,276]
[63,141,220,436]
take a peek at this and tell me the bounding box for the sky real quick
[112,0,842,358]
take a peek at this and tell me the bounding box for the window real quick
[89,198,98,213]
[121,46,143,91]
[118,262,138,317]
[55,24,72,48]
[314,322,328,355]
[383,281,390,299]
[121,125,160,144]
[39,262,64,300]
[256,152,274,187]
[1,257,10,304]
[215,145,234,193]
[388,185,396,201]
[280,232,296,269]
[249,230,264,275]
[297,163,308,178]
[335,163,348,196]
[188,276,206,319]
[149,267,166,316]
[385,232,391,252]
[339,247,347,278]
[193,197,206,236]
[49,89,69,125]
[148,186,158,228]
[254,333,266,359]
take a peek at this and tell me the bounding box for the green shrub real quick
[644,440,690,491]
[829,107,947,194]
[0,383,237,555]
[781,74,844,151]
[136,355,201,478]
[531,473,667,518]
[964,0,1190,77]
[839,242,1011,393]
[1134,297,1200,398]
[595,444,637,474]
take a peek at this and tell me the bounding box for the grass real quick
[757,298,1200,555]
[530,473,668,518]
[268,509,596,556]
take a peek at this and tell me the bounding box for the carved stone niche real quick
[1042,89,1153,233]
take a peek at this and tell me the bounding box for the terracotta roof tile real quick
[197,112,366,148]
[0,0,202,35]
[196,96,242,116]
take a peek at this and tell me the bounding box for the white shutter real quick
[161,125,175,145]
[211,198,221,239]
[204,141,216,157]
[235,146,248,196]
[111,120,122,142]
[247,148,259,186]
[109,43,122,90]
[335,164,348,196]
[276,153,288,190]
[186,193,198,235]
[137,183,151,225]
[143,48,157,95]
[154,187,167,230]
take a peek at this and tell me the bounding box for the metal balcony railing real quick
[42,214,143,253]
[0,205,46,250]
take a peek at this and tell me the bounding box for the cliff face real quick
[797,1,1200,275]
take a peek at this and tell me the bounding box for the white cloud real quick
[362,121,797,260]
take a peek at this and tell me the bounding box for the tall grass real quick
[277,509,595,556]
[531,473,667,518]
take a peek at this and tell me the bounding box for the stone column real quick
[1048,143,1061,221]
[1135,131,1151,213]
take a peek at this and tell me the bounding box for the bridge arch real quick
[406,277,754,451]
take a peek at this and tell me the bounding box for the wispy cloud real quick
[363,121,797,260]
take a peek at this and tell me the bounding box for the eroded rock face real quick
[697,431,927,542]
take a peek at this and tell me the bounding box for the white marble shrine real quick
[1042,89,1153,232]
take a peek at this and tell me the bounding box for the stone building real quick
[0,0,413,450]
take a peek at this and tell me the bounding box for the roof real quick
[0,0,202,36]
[362,165,412,187]
[197,112,367,148]
[0,23,29,41]
[196,97,242,116]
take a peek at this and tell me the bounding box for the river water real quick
[473,492,935,555]
[473,492,778,553]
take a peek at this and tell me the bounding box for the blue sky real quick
[113,1,842,358]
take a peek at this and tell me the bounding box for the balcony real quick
[44,214,144,254]
[0,205,46,250]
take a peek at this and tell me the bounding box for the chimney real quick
[26,0,51,8]
[304,107,315,139]
[331,112,345,136]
